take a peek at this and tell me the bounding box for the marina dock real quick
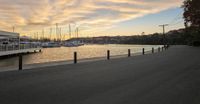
[0,48,42,57]
[0,30,42,57]
[0,45,200,104]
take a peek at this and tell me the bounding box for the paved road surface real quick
[0,45,200,104]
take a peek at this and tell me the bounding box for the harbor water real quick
[0,44,162,70]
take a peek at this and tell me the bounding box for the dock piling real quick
[107,50,110,60]
[19,54,23,70]
[74,52,77,64]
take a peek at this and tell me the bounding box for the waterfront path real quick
[0,45,200,104]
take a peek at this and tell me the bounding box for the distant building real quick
[0,30,19,38]
[0,30,20,44]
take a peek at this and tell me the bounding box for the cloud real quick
[0,0,183,35]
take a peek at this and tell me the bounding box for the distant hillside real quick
[66,28,186,45]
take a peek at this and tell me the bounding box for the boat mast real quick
[13,26,15,32]
[56,23,58,42]
[77,27,79,38]
[59,28,62,42]
[69,24,71,39]
[37,32,39,42]
[75,27,78,39]
[49,28,52,41]
[42,29,44,42]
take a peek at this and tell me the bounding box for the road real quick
[0,45,200,104]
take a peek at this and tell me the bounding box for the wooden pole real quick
[107,50,110,60]
[19,54,23,70]
[142,48,145,55]
[74,52,77,64]
[152,48,154,53]
[128,49,131,57]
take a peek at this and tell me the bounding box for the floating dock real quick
[0,48,42,57]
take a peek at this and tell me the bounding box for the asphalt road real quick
[0,45,200,104]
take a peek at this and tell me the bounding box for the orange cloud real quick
[0,0,183,36]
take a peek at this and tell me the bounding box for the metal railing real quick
[0,44,41,52]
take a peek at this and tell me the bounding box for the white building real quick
[0,30,19,38]
[0,30,20,44]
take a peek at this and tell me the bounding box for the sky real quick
[0,0,185,38]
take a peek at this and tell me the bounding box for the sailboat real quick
[63,24,84,47]
[42,24,61,48]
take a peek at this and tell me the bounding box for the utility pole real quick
[159,24,168,45]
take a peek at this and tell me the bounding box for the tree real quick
[183,0,200,29]
[182,0,200,45]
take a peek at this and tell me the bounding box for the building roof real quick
[0,30,19,38]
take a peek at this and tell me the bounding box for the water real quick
[0,44,162,69]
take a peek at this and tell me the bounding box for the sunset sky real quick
[0,0,184,38]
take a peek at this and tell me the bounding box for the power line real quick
[169,20,183,26]
[169,12,183,25]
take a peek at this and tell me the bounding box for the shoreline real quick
[0,45,162,72]
[0,47,159,72]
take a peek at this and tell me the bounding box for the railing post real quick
[6,45,8,51]
[12,45,14,51]
[74,52,77,64]
[152,48,154,53]
[142,48,145,55]
[107,50,110,60]
[167,45,170,49]
[162,47,164,51]
[128,49,131,57]
[158,47,160,52]
[19,54,23,70]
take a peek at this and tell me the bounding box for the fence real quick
[0,44,41,52]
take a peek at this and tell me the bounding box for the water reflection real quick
[0,44,162,68]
